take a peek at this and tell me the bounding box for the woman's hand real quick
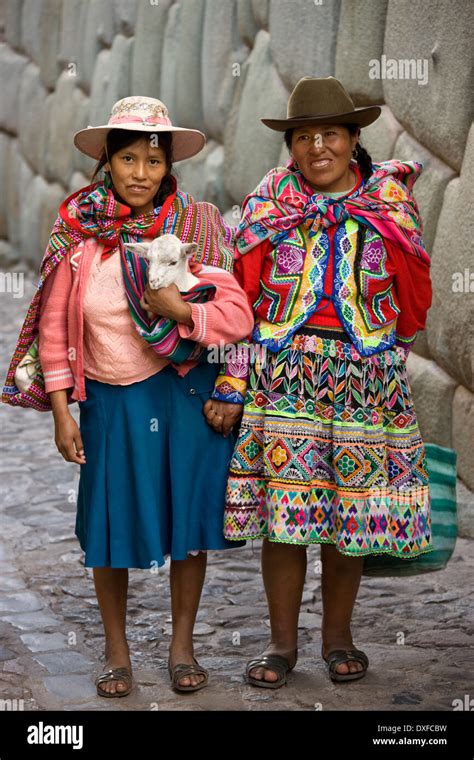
[140,283,194,326]
[54,412,86,464]
[203,399,243,437]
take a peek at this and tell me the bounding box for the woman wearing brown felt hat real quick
[205,76,433,688]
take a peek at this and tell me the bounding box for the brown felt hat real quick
[261,76,381,131]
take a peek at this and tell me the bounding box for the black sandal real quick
[245,650,298,689]
[321,645,369,683]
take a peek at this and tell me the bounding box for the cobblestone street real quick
[1,274,473,712]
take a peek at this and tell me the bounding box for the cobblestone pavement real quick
[1,275,473,712]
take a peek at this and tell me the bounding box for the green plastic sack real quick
[363,443,457,577]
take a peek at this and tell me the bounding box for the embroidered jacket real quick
[211,164,432,404]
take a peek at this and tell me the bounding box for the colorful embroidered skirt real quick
[224,325,433,559]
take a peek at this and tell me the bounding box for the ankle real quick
[321,629,354,648]
[105,639,129,658]
[267,640,298,655]
[322,623,352,636]
[169,639,194,656]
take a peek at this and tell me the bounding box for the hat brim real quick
[73,124,206,162]
[261,106,382,131]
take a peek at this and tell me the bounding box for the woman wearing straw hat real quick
[2,96,253,696]
[205,77,433,687]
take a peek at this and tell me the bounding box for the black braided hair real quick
[347,124,373,182]
[283,124,374,182]
[90,129,176,208]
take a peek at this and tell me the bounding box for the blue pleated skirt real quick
[76,355,245,568]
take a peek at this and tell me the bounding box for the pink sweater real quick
[81,248,171,384]
[38,238,254,402]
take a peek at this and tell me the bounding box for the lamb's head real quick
[124,234,198,289]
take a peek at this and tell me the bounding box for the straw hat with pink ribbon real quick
[73,96,206,162]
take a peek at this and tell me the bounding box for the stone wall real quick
[0,0,472,532]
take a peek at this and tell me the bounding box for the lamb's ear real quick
[123,242,152,259]
[181,242,198,259]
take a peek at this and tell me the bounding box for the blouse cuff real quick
[211,375,247,405]
[394,332,417,356]
[210,339,253,404]
[42,362,74,393]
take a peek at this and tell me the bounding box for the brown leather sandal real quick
[96,666,133,697]
[246,650,298,689]
[168,656,209,693]
[321,645,369,683]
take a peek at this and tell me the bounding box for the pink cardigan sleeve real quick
[176,268,254,346]
[38,255,75,393]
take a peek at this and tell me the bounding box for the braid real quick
[353,141,373,182]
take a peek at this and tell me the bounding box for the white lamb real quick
[124,233,199,318]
